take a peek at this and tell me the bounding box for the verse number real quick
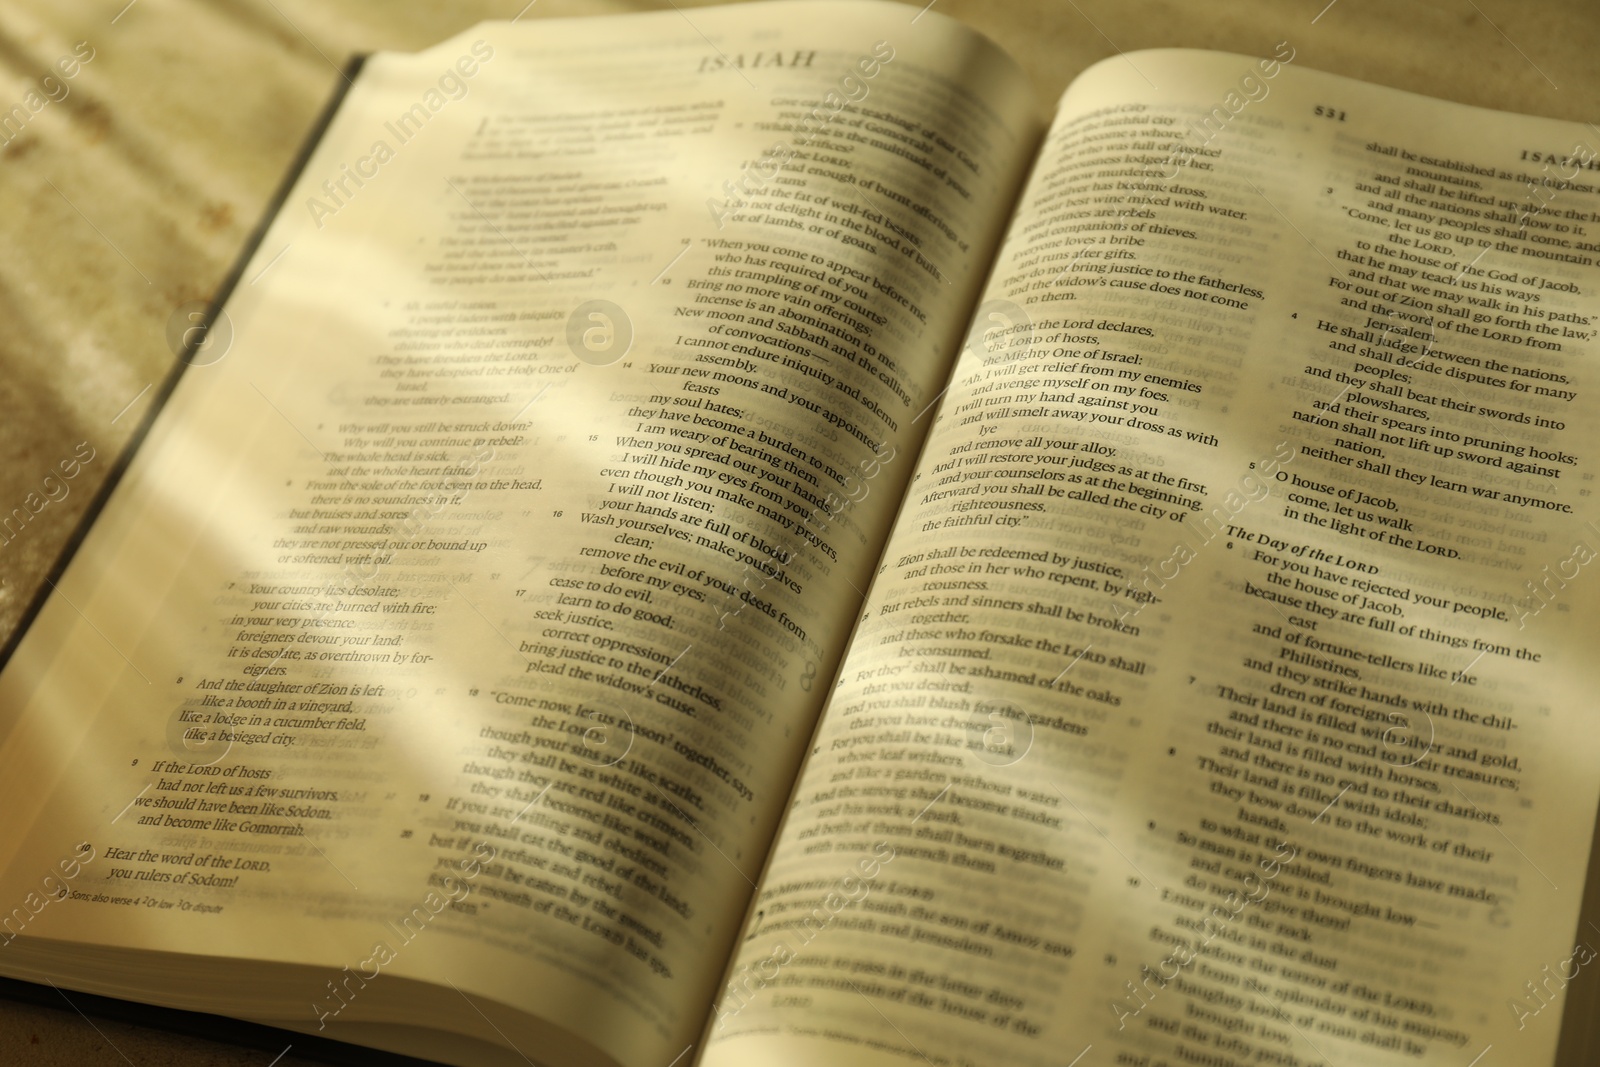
[799,661,818,691]
[1313,105,1346,121]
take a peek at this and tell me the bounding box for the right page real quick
[703,49,1600,1067]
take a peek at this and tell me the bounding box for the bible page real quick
[0,4,1041,1066]
[704,48,1600,1067]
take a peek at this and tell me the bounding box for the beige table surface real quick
[1,0,1598,1063]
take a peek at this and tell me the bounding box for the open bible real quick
[3,3,1600,1065]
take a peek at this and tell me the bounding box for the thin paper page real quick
[0,4,1040,1066]
[705,48,1600,1067]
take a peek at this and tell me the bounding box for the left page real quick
[0,4,1042,1066]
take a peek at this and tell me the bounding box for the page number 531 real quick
[1313,105,1346,121]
